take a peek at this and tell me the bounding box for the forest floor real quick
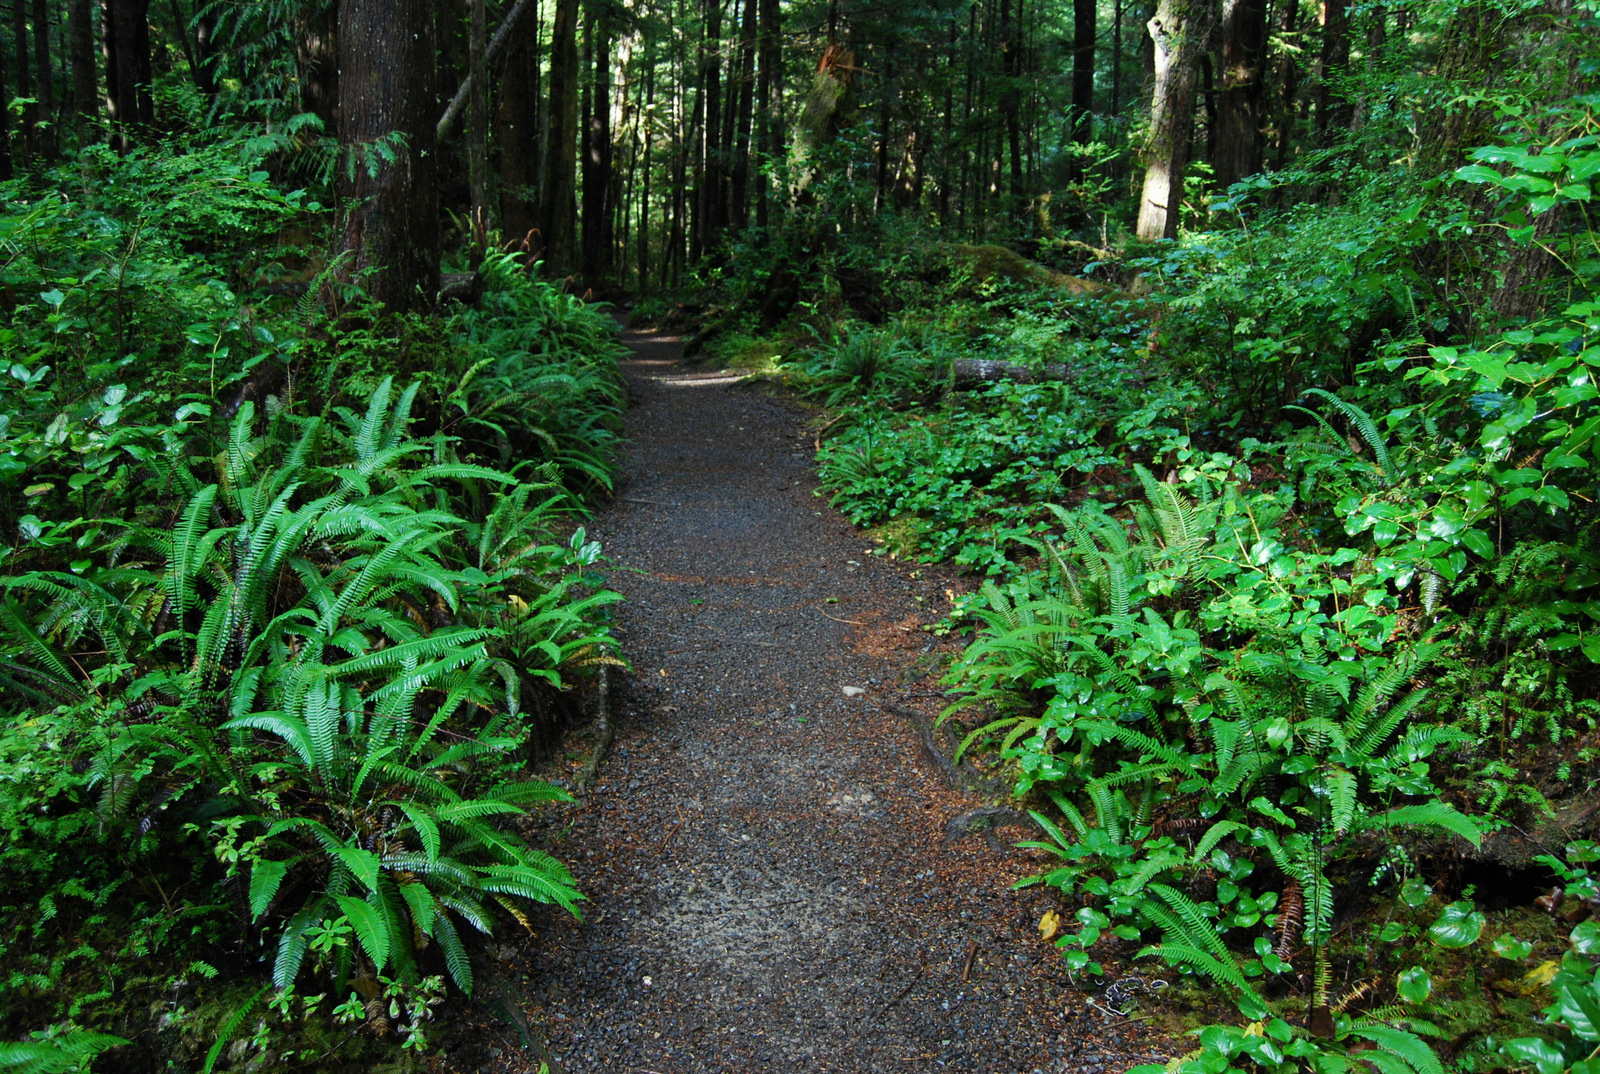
[437,325,1179,1073]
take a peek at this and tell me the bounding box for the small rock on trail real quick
[452,326,1175,1073]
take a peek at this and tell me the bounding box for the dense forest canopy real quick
[0,0,1597,1069]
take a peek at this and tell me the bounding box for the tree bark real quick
[579,7,613,281]
[13,0,35,160]
[297,0,337,133]
[1069,0,1094,179]
[729,0,756,230]
[497,0,540,251]
[692,0,724,259]
[33,0,55,153]
[1314,0,1351,148]
[1213,0,1265,188]
[754,0,778,230]
[467,0,488,251]
[67,0,94,131]
[104,0,152,153]
[337,0,439,313]
[0,18,12,178]
[1136,0,1207,240]
[540,0,579,271]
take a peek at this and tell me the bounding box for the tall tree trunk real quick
[337,0,438,313]
[693,0,724,258]
[104,0,151,153]
[1001,0,1024,211]
[33,0,55,155]
[754,0,778,230]
[467,0,488,256]
[497,0,540,250]
[540,0,579,271]
[13,0,35,160]
[1069,0,1094,179]
[1272,0,1300,168]
[296,0,336,130]
[728,0,756,230]
[0,20,12,178]
[1213,0,1265,188]
[1315,0,1350,147]
[1136,0,1207,240]
[639,52,653,291]
[580,8,613,281]
[67,0,93,133]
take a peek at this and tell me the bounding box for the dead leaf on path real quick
[1039,910,1061,941]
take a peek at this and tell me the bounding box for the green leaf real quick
[1428,902,1486,948]
[249,859,290,920]
[333,894,391,972]
[1493,934,1534,960]
[1398,966,1433,1002]
[332,846,383,892]
[1500,1036,1569,1074]
[1572,920,1600,955]
[1552,971,1600,1040]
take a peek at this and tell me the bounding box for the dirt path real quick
[461,328,1174,1073]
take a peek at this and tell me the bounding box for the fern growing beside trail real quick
[0,379,618,1058]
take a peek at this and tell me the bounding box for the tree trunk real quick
[540,0,579,271]
[754,0,778,230]
[13,0,35,160]
[0,19,12,178]
[67,0,93,132]
[580,8,613,281]
[693,0,723,259]
[33,0,55,155]
[296,0,336,130]
[337,0,439,313]
[1314,0,1350,148]
[1069,0,1094,179]
[1272,0,1300,168]
[104,0,151,153]
[467,0,488,255]
[729,0,756,230]
[497,0,540,251]
[1136,0,1206,240]
[1213,0,1265,188]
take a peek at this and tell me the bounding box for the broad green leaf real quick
[1398,966,1432,1002]
[1493,934,1534,960]
[1429,902,1486,948]
[1500,1036,1569,1074]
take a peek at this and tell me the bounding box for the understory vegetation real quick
[0,138,625,1070]
[687,14,1600,1074]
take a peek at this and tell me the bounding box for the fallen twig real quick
[816,606,867,626]
[960,940,979,982]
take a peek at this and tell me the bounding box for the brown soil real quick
[443,326,1177,1073]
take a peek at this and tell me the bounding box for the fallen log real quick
[950,358,1071,389]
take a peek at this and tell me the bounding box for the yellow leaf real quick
[1039,910,1061,942]
[1520,960,1561,992]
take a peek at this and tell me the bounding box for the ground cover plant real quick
[697,21,1600,1074]
[0,135,625,1070]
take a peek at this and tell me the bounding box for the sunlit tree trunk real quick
[1136,0,1206,240]
[337,0,439,312]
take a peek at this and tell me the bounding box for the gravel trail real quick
[461,326,1174,1073]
